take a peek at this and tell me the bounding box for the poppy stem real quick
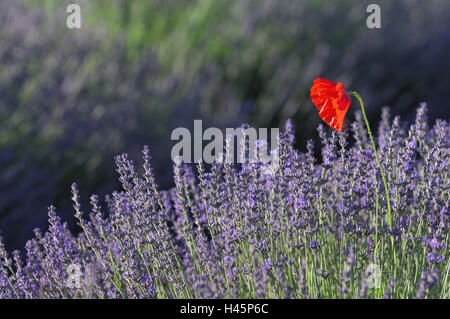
[349,91,392,229]
[350,91,397,293]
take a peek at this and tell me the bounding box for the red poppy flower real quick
[310,78,351,132]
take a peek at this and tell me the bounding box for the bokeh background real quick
[1,0,449,251]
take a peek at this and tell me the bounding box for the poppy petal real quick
[310,79,351,132]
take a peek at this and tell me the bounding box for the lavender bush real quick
[0,103,448,298]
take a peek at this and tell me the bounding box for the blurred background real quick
[1,0,449,251]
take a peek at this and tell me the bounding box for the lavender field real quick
[1,0,450,300]
[1,103,448,298]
